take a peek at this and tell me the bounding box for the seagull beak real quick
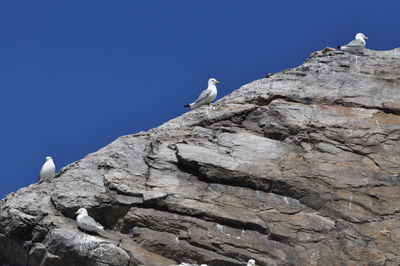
[216,80,220,83]
[364,36,368,39]
[75,211,79,214]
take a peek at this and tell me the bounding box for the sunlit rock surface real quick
[1,47,400,265]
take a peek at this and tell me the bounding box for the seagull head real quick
[45,156,52,161]
[75,208,88,216]
[208,78,220,86]
[355,33,368,40]
[247,259,256,266]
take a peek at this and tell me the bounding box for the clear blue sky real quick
[1,1,399,198]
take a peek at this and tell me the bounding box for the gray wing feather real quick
[345,39,364,47]
[194,89,212,104]
[80,216,103,229]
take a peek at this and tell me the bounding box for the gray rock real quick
[43,229,130,266]
[2,47,400,265]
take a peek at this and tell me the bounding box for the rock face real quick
[1,47,400,266]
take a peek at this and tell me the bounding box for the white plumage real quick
[38,156,55,182]
[75,208,104,232]
[184,78,219,109]
[337,33,368,53]
[247,259,256,266]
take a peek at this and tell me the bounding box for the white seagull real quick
[184,78,219,109]
[337,33,368,53]
[38,156,55,183]
[247,259,256,266]
[75,208,104,233]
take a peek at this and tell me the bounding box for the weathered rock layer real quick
[1,47,400,266]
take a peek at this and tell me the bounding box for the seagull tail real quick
[184,104,190,108]
[337,46,341,49]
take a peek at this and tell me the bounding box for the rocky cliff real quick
[1,47,400,266]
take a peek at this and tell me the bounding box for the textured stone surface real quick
[1,47,400,265]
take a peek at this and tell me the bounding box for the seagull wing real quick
[39,166,45,177]
[193,89,212,104]
[39,162,48,176]
[79,215,103,230]
[344,39,364,48]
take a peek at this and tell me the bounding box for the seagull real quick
[337,33,368,53]
[184,78,219,109]
[75,208,104,233]
[38,156,55,183]
[247,259,256,266]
